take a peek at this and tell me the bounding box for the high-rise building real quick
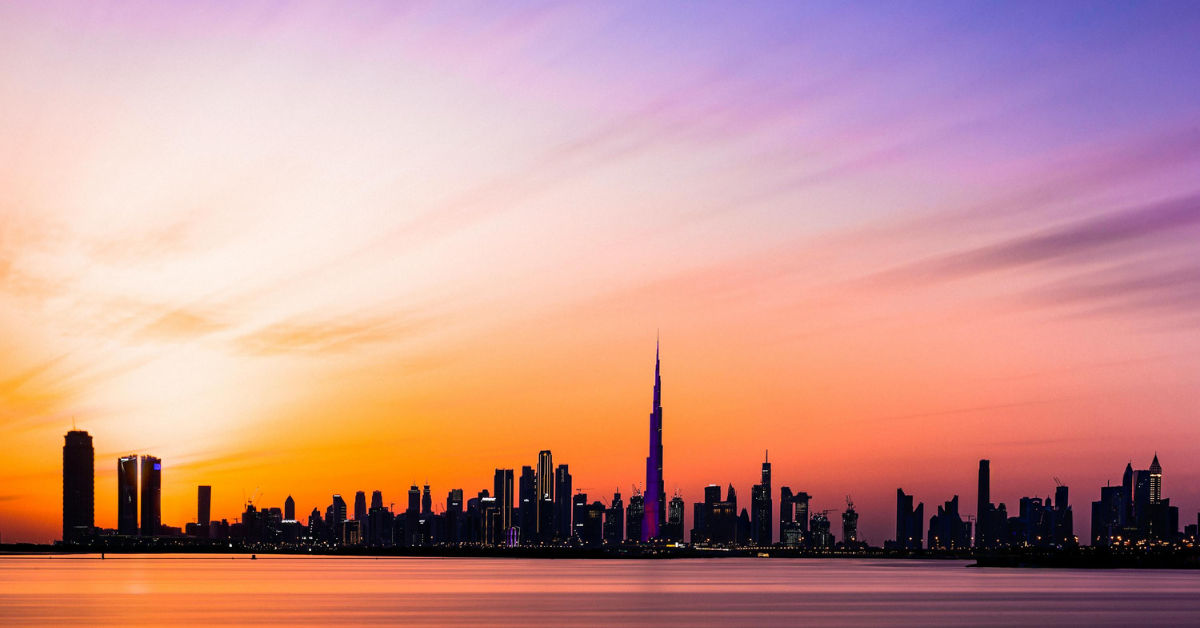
[139,455,161,536]
[604,490,624,544]
[842,497,859,547]
[354,491,367,521]
[894,488,924,550]
[928,495,971,550]
[572,492,588,540]
[1149,454,1162,505]
[1091,484,1127,546]
[519,466,536,543]
[62,430,94,543]
[370,490,383,511]
[421,483,432,515]
[779,486,793,542]
[626,486,644,543]
[406,484,420,546]
[751,451,772,545]
[1122,462,1134,521]
[284,495,295,522]
[976,459,990,548]
[643,340,665,541]
[555,464,572,540]
[665,491,685,542]
[117,455,139,535]
[198,486,212,527]
[330,495,348,532]
[536,450,554,540]
[493,469,514,531]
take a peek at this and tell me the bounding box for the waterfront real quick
[2,556,1199,626]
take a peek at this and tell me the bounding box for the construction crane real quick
[845,495,855,511]
[1054,477,1065,487]
[243,487,260,509]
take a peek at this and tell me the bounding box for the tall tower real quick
[198,486,212,527]
[140,455,161,536]
[62,430,94,543]
[354,491,367,521]
[536,450,554,540]
[117,456,139,535]
[643,338,665,541]
[493,469,513,530]
[1149,454,1162,505]
[976,459,990,548]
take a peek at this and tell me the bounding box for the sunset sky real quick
[2,1,1200,544]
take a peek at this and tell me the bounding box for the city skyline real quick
[3,1,1200,546]
[39,345,1198,551]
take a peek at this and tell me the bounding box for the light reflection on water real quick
[2,555,1198,627]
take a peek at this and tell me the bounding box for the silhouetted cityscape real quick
[55,345,1197,556]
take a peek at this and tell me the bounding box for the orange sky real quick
[2,1,1200,544]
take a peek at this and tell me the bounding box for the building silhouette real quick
[354,491,367,522]
[643,339,665,541]
[893,488,924,550]
[626,486,644,543]
[976,459,990,548]
[198,485,212,527]
[751,451,772,545]
[139,455,161,536]
[117,455,139,535]
[572,492,588,541]
[536,450,554,542]
[518,466,536,544]
[555,464,572,540]
[62,430,94,543]
[604,490,624,544]
[665,491,685,542]
[284,495,295,522]
[809,511,834,549]
[493,469,514,533]
[928,495,971,550]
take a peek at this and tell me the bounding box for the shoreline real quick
[4,543,1199,568]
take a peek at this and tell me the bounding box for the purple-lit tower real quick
[642,339,665,541]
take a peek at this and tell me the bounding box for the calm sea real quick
[1,555,1198,627]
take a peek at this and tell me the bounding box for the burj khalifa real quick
[642,339,665,541]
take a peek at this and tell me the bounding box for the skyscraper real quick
[536,450,554,540]
[1149,454,1162,505]
[62,430,94,543]
[198,486,212,527]
[604,490,624,544]
[493,469,514,531]
[666,491,685,542]
[751,451,772,545]
[139,455,161,536]
[354,491,367,521]
[117,455,138,535]
[842,496,859,547]
[406,484,420,545]
[643,339,665,541]
[519,466,536,543]
[330,495,348,532]
[370,490,383,511]
[284,495,295,522]
[976,459,990,549]
[626,486,644,543]
[555,464,572,540]
[895,488,924,550]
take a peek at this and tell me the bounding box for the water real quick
[2,555,1199,627]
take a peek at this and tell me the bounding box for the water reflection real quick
[2,556,1198,627]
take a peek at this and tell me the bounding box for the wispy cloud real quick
[232,312,435,356]
[863,193,1200,287]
